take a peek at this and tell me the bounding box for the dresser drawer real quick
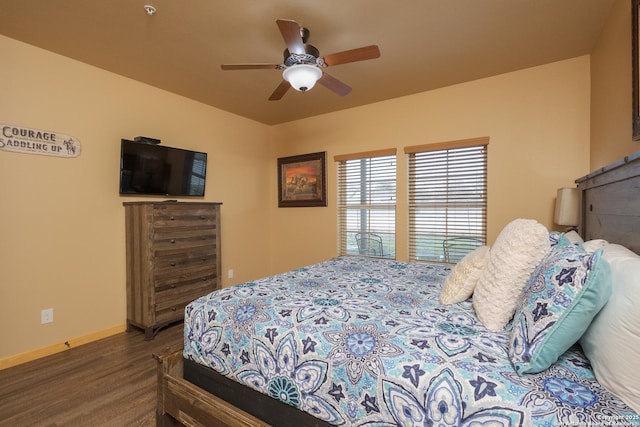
[154,265,217,291]
[153,205,219,229]
[154,280,214,324]
[154,245,216,272]
[153,228,217,251]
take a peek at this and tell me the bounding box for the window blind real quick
[407,140,487,263]
[336,152,396,258]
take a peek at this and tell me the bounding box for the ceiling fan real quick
[221,19,381,100]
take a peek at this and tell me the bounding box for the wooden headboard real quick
[576,150,640,254]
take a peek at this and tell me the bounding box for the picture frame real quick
[277,151,327,207]
[633,0,640,140]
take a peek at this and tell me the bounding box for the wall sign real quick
[0,124,81,158]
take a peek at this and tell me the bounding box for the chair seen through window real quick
[355,232,384,256]
[442,237,483,263]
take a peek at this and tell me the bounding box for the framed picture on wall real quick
[633,0,640,140]
[277,152,327,207]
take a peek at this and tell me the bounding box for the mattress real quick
[183,256,639,426]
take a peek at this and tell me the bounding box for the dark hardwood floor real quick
[0,323,183,426]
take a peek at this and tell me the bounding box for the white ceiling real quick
[0,0,615,125]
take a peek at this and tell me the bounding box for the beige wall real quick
[268,56,592,274]
[0,35,272,361]
[591,0,639,169]
[0,35,597,363]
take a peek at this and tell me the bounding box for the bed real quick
[155,151,640,427]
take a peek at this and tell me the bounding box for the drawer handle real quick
[170,216,175,221]
[171,307,177,311]
[170,262,176,267]
[170,284,176,289]
[201,257,207,261]
[200,215,206,220]
[170,239,175,244]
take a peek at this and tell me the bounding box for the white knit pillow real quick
[473,219,550,330]
[440,246,490,304]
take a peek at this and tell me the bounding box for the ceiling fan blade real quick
[269,80,291,101]
[322,45,381,67]
[318,72,352,96]
[221,63,280,70]
[276,19,305,55]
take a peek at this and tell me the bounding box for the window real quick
[336,149,396,258]
[406,138,488,263]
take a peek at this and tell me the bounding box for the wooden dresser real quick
[123,201,222,339]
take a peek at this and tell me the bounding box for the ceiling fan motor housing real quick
[283,45,321,66]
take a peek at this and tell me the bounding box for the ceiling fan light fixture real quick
[282,64,322,92]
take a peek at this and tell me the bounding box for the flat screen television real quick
[119,139,207,197]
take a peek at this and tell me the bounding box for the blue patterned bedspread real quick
[184,257,639,426]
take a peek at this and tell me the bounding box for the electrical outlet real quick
[41,308,53,324]
[228,269,234,279]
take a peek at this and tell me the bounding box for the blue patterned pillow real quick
[509,245,611,375]
[548,231,570,248]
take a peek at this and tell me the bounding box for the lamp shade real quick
[283,64,322,92]
[554,187,579,226]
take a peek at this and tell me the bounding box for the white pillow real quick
[579,244,640,413]
[564,230,584,244]
[583,239,608,252]
[473,218,550,331]
[440,246,490,304]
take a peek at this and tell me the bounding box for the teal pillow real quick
[509,245,611,375]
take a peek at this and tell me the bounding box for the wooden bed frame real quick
[155,151,640,427]
[154,344,270,427]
